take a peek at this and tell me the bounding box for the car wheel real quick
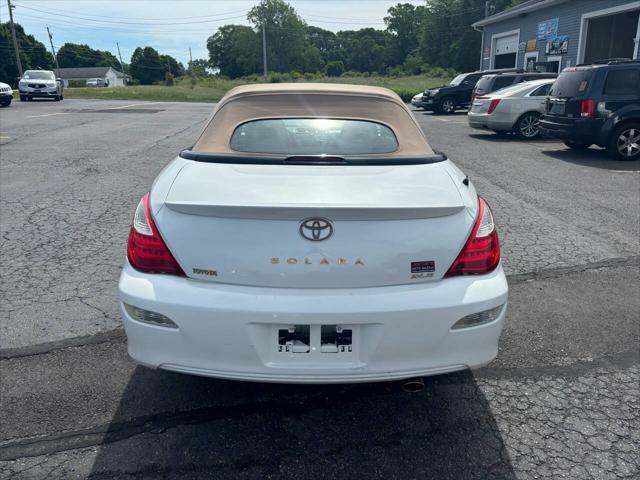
[54,95,60,101]
[608,124,640,161]
[19,95,26,102]
[516,112,541,139]
[563,140,591,150]
[438,97,456,114]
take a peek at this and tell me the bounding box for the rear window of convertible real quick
[230,118,398,155]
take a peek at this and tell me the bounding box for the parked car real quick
[86,77,107,87]
[419,68,518,114]
[0,81,13,107]
[119,83,507,384]
[540,59,640,161]
[18,70,64,101]
[411,93,423,108]
[472,72,557,100]
[468,79,555,138]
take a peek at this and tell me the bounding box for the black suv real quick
[540,60,640,161]
[420,69,517,114]
[472,71,557,98]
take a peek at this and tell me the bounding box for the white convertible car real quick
[119,83,508,383]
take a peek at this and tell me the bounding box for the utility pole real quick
[116,42,125,73]
[262,24,267,79]
[7,0,23,77]
[166,56,171,75]
[188,47,193,74]
[485,1,491,17]
[46,26,60,71]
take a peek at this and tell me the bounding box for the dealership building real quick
[472,0,640,73]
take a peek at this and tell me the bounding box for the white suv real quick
[0,82,13,107]
[18,70,64,101]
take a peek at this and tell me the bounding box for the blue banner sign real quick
[537,18,559,40]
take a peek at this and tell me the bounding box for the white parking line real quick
[26,102,163,118]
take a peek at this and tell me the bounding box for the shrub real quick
[164,72,174,86]
[392,87,417,103]
[324,60,345,77]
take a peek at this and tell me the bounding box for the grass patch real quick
[64,74,448,103]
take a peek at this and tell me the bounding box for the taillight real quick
[127,193,185,276]
[580,99,596,118]
[445,196,500,277]
[487,99,501,114]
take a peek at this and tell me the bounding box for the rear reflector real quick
[124,303,178,328]
[451,305,504,330]
[487,99,501,114]
[445,196,500,277]
[127,193,185,276]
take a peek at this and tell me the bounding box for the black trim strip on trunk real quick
[179,149,447,166]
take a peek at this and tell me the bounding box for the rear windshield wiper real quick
[179,149,447,166]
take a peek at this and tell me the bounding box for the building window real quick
[584,10,640,63]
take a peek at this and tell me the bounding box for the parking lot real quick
[1,99,638,479]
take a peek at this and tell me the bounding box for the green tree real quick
[0,22,53,84]
[207,25,261,78]
[324,60,344,77]
[338,29,392,74]
[56,43,120,69]
[159,54,185,76]
[190,58,211,76]
[247,0,308,72]
[129,47,165,84]
[384,3,426,65]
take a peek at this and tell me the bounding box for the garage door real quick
[494,33,518,68]
[495,34,519,55]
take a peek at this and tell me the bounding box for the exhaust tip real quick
[401,377,425,393]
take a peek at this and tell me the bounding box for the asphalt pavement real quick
[0,99,638,479]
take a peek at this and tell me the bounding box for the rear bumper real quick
[468,112,512,131]
[540,117,604,145]
[119,261,508,383]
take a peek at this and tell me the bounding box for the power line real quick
[11,3,247,26]
[11,1,249,21]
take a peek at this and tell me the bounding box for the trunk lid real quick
[155,161,475,288]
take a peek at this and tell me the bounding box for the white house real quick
[54,67,130,88]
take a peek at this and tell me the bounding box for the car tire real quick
[515,112,541,139]
[19,95,26,101]
[563,140,591,150]
[607,123,640,161]
[437,97,456,115]
[54,95,60,101]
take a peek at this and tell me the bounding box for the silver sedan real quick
[468,79,555,138]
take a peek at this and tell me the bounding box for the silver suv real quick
[18,70,64,101]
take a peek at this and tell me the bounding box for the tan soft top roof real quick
[192,83,433,155]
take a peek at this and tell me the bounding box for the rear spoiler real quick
[179,149,447,166]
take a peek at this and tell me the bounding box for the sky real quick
[0,0,426,68]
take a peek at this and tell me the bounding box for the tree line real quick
[0,22,187,85]
[208,0,525,78]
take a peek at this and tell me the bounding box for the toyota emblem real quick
[299,217,333,241]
